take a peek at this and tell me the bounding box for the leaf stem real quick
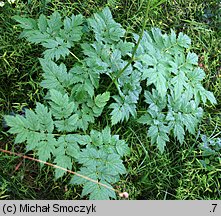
[69,51,81,61]
[0,148,123,197]
[106,1,151,91]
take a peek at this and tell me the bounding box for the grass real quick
[0,0,221,200]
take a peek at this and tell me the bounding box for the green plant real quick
[4,6,216,199]
[135,28,216,152]
[199,134,221,170]
[0,178,10,199]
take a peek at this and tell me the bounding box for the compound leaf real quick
[173,121,185,144]
[177,32,191,48]
[54,155,72,179]
[38,136,57,163]
[95,91,110,108]
[13,16,37,30]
